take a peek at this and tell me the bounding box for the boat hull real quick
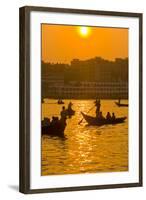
[58,102,64,104]
[115,102,128,107]
[81,112,126,126]
[42,123,66,137]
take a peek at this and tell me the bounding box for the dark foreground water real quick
[41,99,128,175]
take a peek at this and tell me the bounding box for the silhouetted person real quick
[42,117,50,126]
[53,117,60,128]
[54,116,59,123]
[106,112,111,120]
[112,112,116,120]
[98,111,104,120]
[95,99,101,117]
[68,102,73,111]
[50,116,56,126]
[60,106,67,120]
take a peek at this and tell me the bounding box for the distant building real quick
[41,57,128,99]
[45,81,128,99]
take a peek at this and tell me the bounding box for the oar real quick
[78,105,95,124]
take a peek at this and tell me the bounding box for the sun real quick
[79,27,90,37]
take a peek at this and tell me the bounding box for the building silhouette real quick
[42,57,128,99]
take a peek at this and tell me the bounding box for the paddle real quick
[78,105,95,124]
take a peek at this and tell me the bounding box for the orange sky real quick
[42,24,128,64]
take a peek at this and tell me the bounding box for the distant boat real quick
[115,99,128,107]
[57,100,64,104]
[81,112,126,126]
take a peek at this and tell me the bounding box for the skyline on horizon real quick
[42,56,128,65]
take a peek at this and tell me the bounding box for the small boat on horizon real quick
[57,99,64,104]
[81,112,126,126]
[115,99,128,107]
[115,102,128,107]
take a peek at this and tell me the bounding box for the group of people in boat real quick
[42,114,66,136]
[42,116,63,127]
[61,101,74,117]
[42,102,73,128]
[42,99,126,135]
[95,99,116,121]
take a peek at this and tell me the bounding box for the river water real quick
[41,99,128,175]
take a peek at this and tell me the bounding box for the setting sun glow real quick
[79,27,90,37]
[42,24,128,63]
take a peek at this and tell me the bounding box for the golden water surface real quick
[41,99,128,175]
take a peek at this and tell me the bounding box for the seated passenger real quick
[42,117,50,126]
[54,116,59,122]
[106,112,111,120]
[54,117,60,128]
[51,116,56,126]
[111,112,116,120]
[98,111,104,120]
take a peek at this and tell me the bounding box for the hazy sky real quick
[42,24,128,64]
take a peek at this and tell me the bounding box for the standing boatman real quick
[60,106,67,119]
[60,106,67,127]
[68,101,73,111]
[95,99,101,118]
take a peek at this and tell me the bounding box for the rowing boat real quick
[57,100,64,104]
[81,112,126,126]
[42,121,66,137]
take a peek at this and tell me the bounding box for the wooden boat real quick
[115,102,128,107]
[42,120,66,137]
[81,112,126,126]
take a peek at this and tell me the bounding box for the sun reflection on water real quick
[41,99,128,175]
